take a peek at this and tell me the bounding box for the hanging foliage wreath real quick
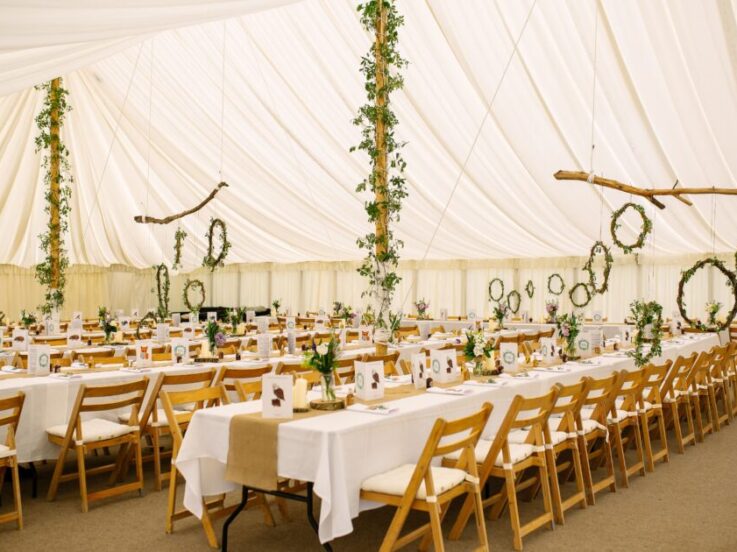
[507,290,521,314]
[172,227,187,270]
[583,240,613,294]
[547,273,565,296]
[677,257,737,332]
[488,278,505,302]
[183,278,206,313]
[202,218,231,271]
[610,202,652,255]
[154,264,170,317]
[569,282,593,308]
[525,280,535,299]
[627,299,664,368]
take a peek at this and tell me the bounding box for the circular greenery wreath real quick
[610,202,652,255]
[155,264,170,315]
[202,218,232,271]
[677,257,737,332]
[488,278,505,302]
[547,273,565,296]
[183,279,206,313]
[569,282,593,308]
[627,299,664,368]
[525,280,534,299]
[507,290,521,314]
[583,240,613,294]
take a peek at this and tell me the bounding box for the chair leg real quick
[200,500,220,549]
[611,428,629,488]
[76,445,89,513]
[707,386,720,431]
[152,429,162,492]
[11,459,23,529]
[670,403,685,454]
[545,449,564,524]
[578,437,596,505]
[165,464,178,534]
[639,413,655,472]
[569,441,587,511]
[631,420,646,477]
[683,398,696,446]
[537,456,555,531]
[471,483,490,551]
[428,503,445,552]
[47,444,69,502]
[656,412,670,465]
[134,434,144,494]
[448,493,474,540]
[378,499,414,552]
[504,469,523,551]
[691,395,705,442]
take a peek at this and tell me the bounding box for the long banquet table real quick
[174,332,719,544]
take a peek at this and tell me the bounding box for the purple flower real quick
[215,332,226,347]
[562,328,570,337]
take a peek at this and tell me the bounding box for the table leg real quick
[221,486,249,552]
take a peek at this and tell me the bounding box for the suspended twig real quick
[553,170,737,210]
[134,182,229,224]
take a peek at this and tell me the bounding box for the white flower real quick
[316,344,329,356]
[473,344,484,357]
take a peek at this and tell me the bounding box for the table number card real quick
[315,316,328,331]
[257,334,271,359]
[410,353,429,389]
[359,325,373,343]
[69,318,83,332]
[285,317,296,331]
[172,313,181,327]
[500,342,519,372]
[262,374,293,419]
[170,338,190,363]
[354,309,363,329]
[621,326,633,344]
[131,308,140,318]
[256,316,270,334]
[355,361,385,401]
[246,310,256,323]
[430,349,459,383]
[439,308,448,321]
[287,331,296,355]
[156,323,170,343]
[72,311,83,322]
[28,345,51,376]
[182,323,195,339]
[207,312,217,323]
[592,311,604,323]
[11,329,29,352]
[468,310,477,322]
[576,332,593,358]
[669,318,683,336]
[43,316,57,336]
[67,331,83,348]
[538,337,557,363]
[119,317,131,330]
[134,341,152,363]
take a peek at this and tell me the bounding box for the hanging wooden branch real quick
[554,170,737,210]
[134,181,229,224]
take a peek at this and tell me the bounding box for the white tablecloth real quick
[175,333,719,543]
[401,319,475,339]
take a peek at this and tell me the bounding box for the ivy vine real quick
[627,299,664,368]
[488,278,505,302]
[34,79,73,315]
[172,227,187,270]
[154,264,170,319]
[583,240,613,294]
[547,273,565,296]
[202,218,231,271]
[351,0,408,328]
[507,290,521,314]
[525,279,535,299]
[569,282,593,308]
[677,257,737,332]
[183,278,206,313]
[611,202,652,255]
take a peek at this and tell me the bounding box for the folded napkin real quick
[463,379,506,387]
[346,403,398,415]
[0,366,23,373]
[426,386,472,396]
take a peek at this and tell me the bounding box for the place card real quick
[119,317,131,330]
[11,329,29,351]
[256,334,271,359]
[439,308,448,321]
[28,344,51,376]
[359,325,373,343]
[287,331,296,355]
[346,403,398,415]
[355,361,385,401]
[156,323,170,343]
[72,311,83,322]
[592,311,604,323]
[131,308,140,318]
[538,337,557,363]
[576,332,593,358]
[427,386,471,396]
[246,310,256,323]
[285,317,296,331]
[170,338,190,362]
[256,315,269,334]
[67,330,83,348]
[134,340,152,363]
[262,374,293,419]
[410,352,429,389]
[500,342,518,372]
[172,313,181,327]
[182,323,195,339]
[430,349,460,383]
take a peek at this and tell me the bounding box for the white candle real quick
[293,377,308,409]
[114,331,124,343]
[200,341,211,358]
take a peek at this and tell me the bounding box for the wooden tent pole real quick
[48,77,62,290]
[374,1,388,262]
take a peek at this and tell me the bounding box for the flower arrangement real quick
[545,300,559,323]
[361,306,376,326]
[333,301,344,316]
[302,336,340,401]
[229,308,246,333]
[102,316,118,343]
[97,306,109,326]
[556,312,581,357]
[415,298,430,320]
[492,301,509,329]
[19,310,37,330]
[339,304,355,324]
[387,311,402,343]
[204,320,221,353]
[271,298,281,316]
[464,330,494,374]
[706,300,722,328]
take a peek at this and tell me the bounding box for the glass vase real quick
[473,358,484,376]
[321,373,336,402]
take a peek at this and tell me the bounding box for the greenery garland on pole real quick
[627,299,664,367]
[488,278,505,302]
[183,278,206,313]
[352,0,408,329]
[569,282,593,308]
[610,202,652,255]
[202,218,231,271]
[583,240,613,294]
[525,280,535,299]
[677,257,737,332]
[154,264,170,318]
[547,273,565,296]
[172,227,187,270]
[34,79,73,315]
[507,290,521,314]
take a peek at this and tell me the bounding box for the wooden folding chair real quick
[686,350,717,441]
[333,357,357,384]
[722,341,737,417]
[577,373,619,504]
[0,393,24,529]
[607,370,647,488]
[71,348,115,363]
[46,378,148,512]
[213,365,272,402]
[447,390,558,551]
[90,356,127,369]
[396,325,420,341]
[160,384,235,549]
[428,325,446,335]
[706,345,732,428]
[361,403,492,552]
[639,361,671,471]
[661,353,698,453]
[362,351,400,377]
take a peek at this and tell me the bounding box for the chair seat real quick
[361,464,466,499]
[47,418,136,443]
[118,408,180,428]
[509,428,568,446]
[607,409,631,424]
[0,444,15,459]
[446,439,535,466]
[581,418,607,435]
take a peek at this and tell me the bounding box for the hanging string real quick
[589,2,603,241]
[218,21,227,179]
[399,0,538,310]
[144,39,156,254]
[711,191,717,255]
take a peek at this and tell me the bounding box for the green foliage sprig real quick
[677,257,737,332]
[20,310,37,329]
[154,264,170,319]
[34,80,73,315]
[488,278,505,302]
[272,298,282,315]
[507,290,521,314]
[202,218,231,271]
[525,280,535,299]
[583,241,613,294]
[627,299,664,367]
[547,273,565,296]
[183,278,206,313]
[172,227,187,270]
[611,202,652,255]
[352,1,408,329]
[569,282,593,308]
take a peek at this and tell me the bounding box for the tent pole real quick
[48,77,62,292]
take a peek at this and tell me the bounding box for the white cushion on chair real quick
[582,418,606,435]
[445,439,535,466]
[0,444,16,459]
[508,428,568,446]
[47,418,136,443]
[361,464,465,499]
[607,409,631,424]
[118,408,174,428]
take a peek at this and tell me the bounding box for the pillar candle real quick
[200,340,211,358]
[293,377,308,409]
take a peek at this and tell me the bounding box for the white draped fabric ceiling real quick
[0,0,736,316]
